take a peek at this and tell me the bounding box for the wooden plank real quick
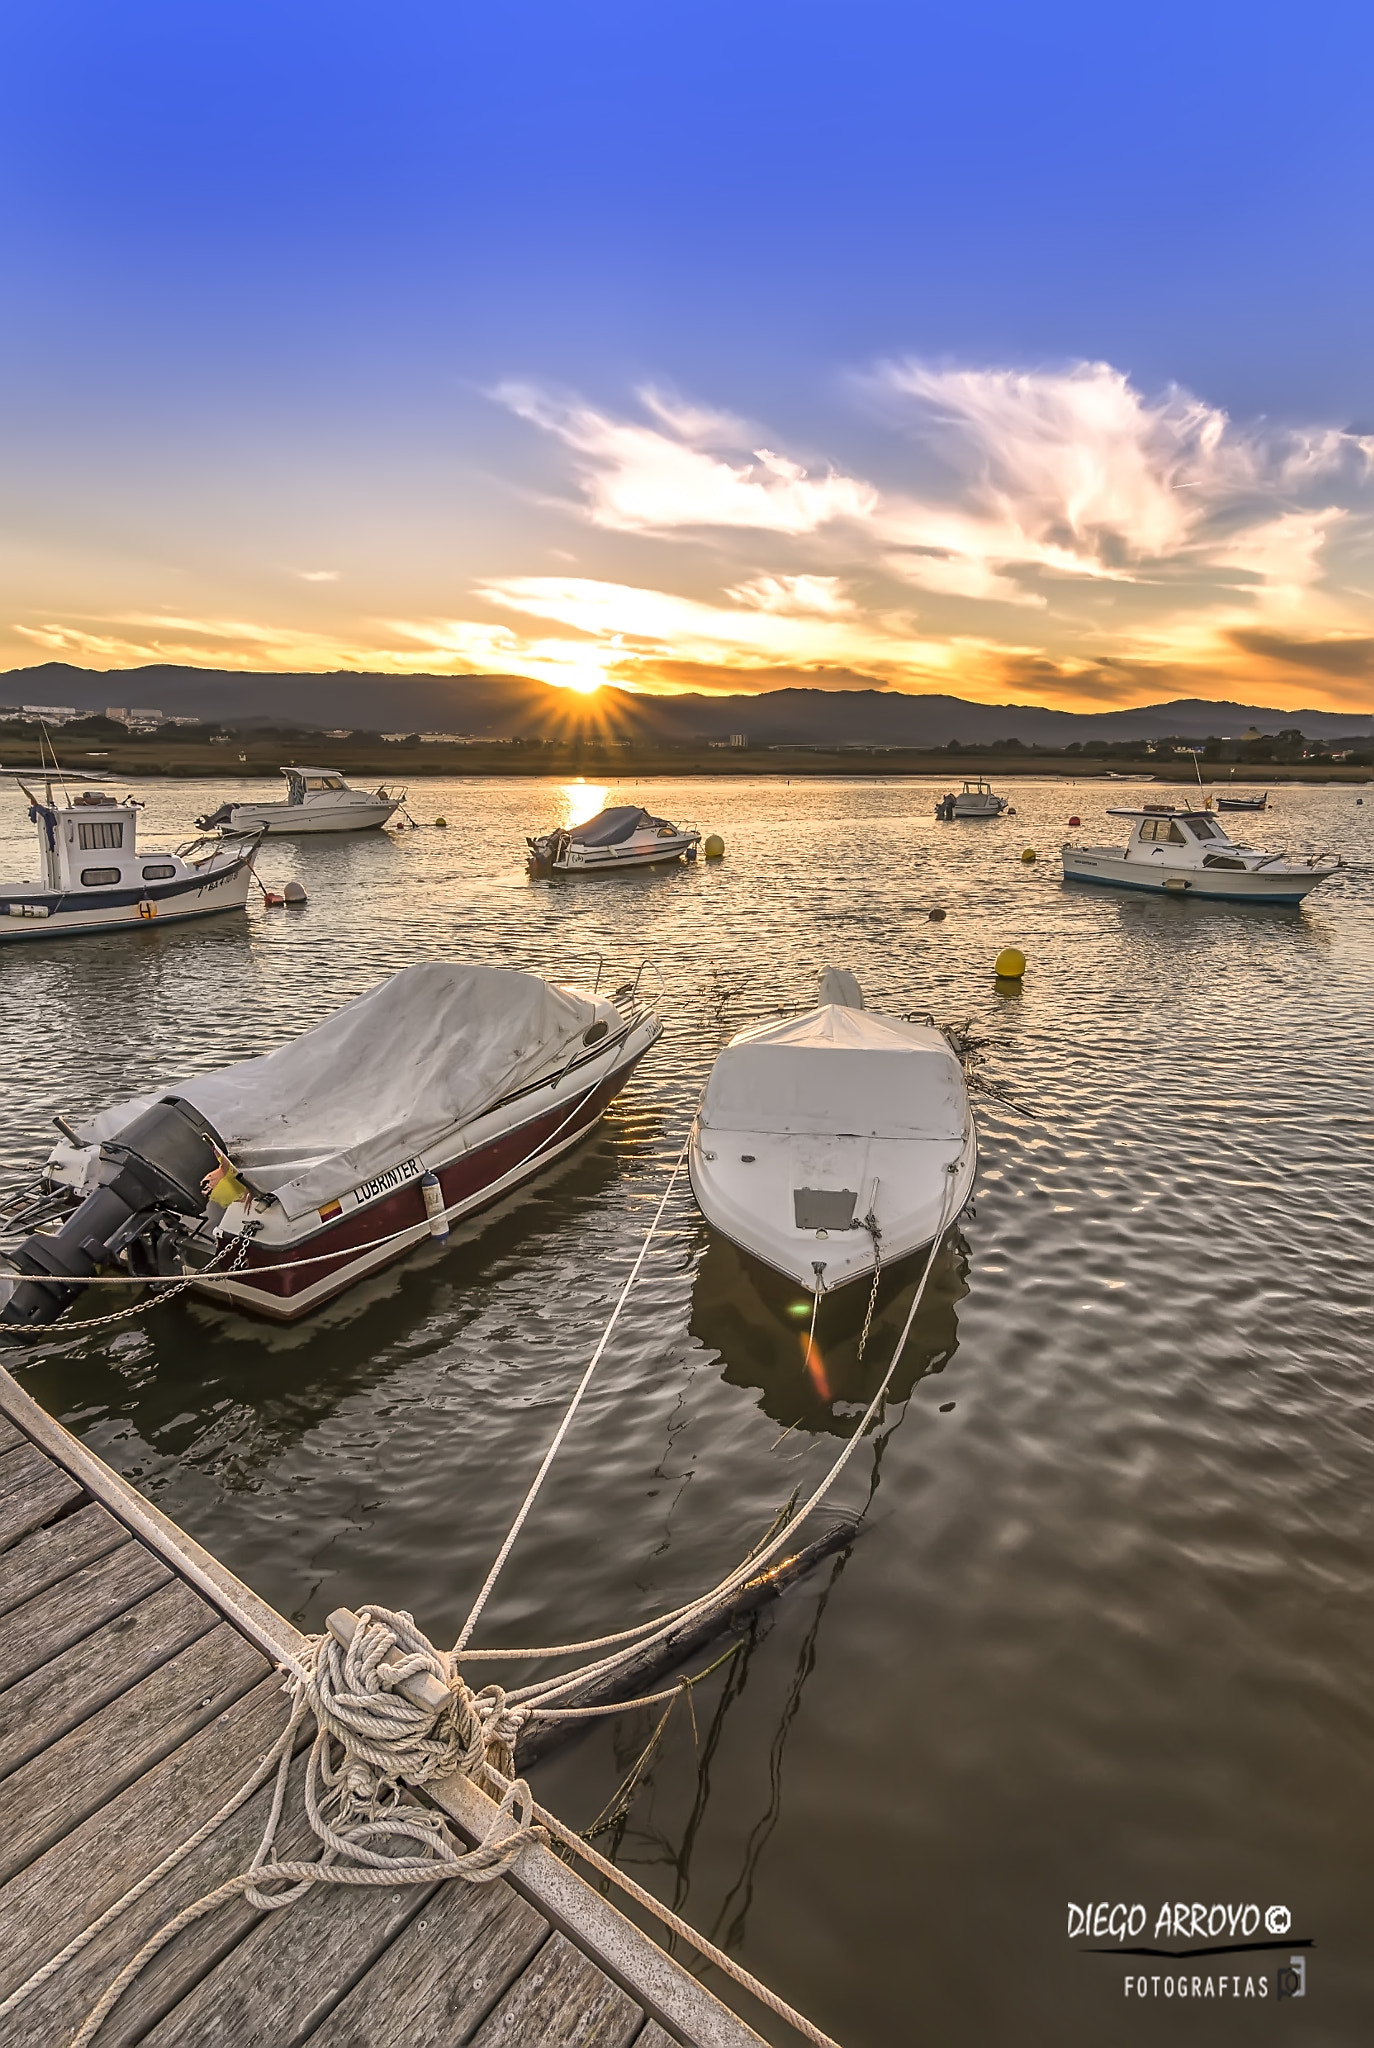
[431,1777,765,2048]
[140,1852,437,2048]
[0,1503,128,1621]
[0,1416,22,1455]
[0,1673,290,2000]
[0,1619,266,1885]
[0,1576,216,1781]
[468,1931,644,2048]
[0,1443,81,1553]
[0,1374,301,1670]
[312,1876,549,2047]
[0,1536,168,1691]
[19,1751,321,2048]
[635,2027,681,2048]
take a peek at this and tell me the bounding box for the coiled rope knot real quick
[280,1604,544,1898]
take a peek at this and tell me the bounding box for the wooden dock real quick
[0,1366,790,2048]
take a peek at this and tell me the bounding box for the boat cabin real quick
[284,769,348,802]
[1107,806,1246,867]
[23,787,167,894]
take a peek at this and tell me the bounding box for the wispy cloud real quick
[296,568,340,582]
[494,382,877,534]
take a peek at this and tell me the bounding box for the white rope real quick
[14,1607,546,2048]
[498,1173,960,1710]
[452,1131,693,1654]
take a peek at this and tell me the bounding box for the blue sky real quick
[3,1,1374,707]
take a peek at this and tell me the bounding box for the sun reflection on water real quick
[559,782,610,828]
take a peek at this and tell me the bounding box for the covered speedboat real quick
[1062,804,1339,902]
[0,772,259,943]
[527,805,699,874]
[688,971,977,1294]
[1215,791,1268,811]
[1,961,661,1325]
[197,768,401,835]
[935,778,1008,820]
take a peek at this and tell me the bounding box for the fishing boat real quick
[527,804,700,874]
[1215,792,1269,811]
[197,767,402,835]
[0,771,260,943]
[0,961,661,1326]
[934,778,1008,819]
[688,970,977,1294]
[1062,804,1338,902]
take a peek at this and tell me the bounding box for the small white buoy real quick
[420,1171,450,1240]
[283,880,307,904]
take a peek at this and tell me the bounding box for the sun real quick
[566,674,603,695]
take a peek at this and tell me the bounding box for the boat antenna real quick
[37,718,70,806]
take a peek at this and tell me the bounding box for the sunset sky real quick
[4,2,1374,711]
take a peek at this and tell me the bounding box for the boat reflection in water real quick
[690,1228,970,1438]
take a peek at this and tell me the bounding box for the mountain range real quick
[4,662,1372,745]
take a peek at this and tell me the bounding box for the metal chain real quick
[855,1211,883,1363]
[0,1235,250,1339]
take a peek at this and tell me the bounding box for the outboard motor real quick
[195,802,236,830]
[1,1097,226,1327]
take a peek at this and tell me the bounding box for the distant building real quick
[167,715,201,727]
[324,729,354,739]
[128,707,164,725]
[21,704,77,722]
[730,733,747,747]
[105,706,129,722]
[419,732,467,743]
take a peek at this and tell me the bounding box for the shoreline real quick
[1,740,1369,785]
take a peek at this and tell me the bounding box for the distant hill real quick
[3,661,1371,746]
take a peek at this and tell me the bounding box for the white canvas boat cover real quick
[700,1004,967,1140]
[75,962,604,1219]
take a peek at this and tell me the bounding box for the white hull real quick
[1062,848,1322,903]
[553,838,697,873]
[690,1127,976,1292]
[224,799,398,835]
[951,797,1006,818]
[0,856,254,942]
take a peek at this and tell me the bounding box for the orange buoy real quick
[1068,814,1081,827]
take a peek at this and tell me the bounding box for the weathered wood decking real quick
[0,1368,773,2048]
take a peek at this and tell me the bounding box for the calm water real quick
[1,774,1371,2046]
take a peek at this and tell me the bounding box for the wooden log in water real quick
[514,1514,860,1767]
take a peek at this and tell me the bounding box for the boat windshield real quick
[1181,816,1221,839]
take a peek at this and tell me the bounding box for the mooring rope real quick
[492,1169,961,1711]
[452,1127,694,1654]
[3,1607,546,2048]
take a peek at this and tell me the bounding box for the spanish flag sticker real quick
[318,1199,343,1221]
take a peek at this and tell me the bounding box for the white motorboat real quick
[935,778,1008,820]
[0,772,259,943]
[1062,804,1339,903]
[197,767,402,835]
[689,970,977,1294]
[527,804,700,874]
[1,961,661,1326]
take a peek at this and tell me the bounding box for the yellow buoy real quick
[435,816,447,828]
[1020,847,1036,863]
[704,834,725,860]
[995,947,1026,980]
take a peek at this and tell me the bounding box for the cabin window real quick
[323,777,344,789]
[142,863,176,880]
[305,777,328,790]
[80,866,121,886]
[1184,816,1218,839]
[1139,819,1187,843]
[77,821,123,850]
